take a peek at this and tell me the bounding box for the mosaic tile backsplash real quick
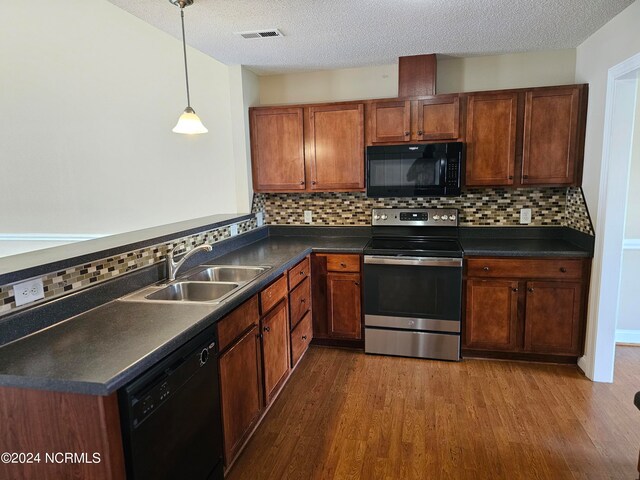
[0,217,259,317]
[252,187,594,235]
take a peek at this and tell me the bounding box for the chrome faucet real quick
[166,244,213,281]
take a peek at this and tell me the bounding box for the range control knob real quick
[374,214,380,220]
[432,215,440,221]
[449,215,457,221]
[441,215,449,221]
[380,214,388,220]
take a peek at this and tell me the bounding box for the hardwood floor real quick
[227,346,640,480]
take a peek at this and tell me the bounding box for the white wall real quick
[0,0,240,238]
[258,50,577,105]
[576,0,640,227]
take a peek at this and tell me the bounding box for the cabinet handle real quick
[483,266,490,271]
[404,131,410,136]
[312,181,317,185]
[340,263,347,267]
[512,288,519,292]
[299,270,305,276]
[560,267,567,273]
[301,298,306,304]
[418,130,424,136]
[300,181,305,185]
[528,288,534,293]
[264,326,270,332]
[302,335,307,340]
[354,282,360,286]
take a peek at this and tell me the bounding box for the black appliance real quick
[119,325,223,480]
[366,142,463,197]
[363,208,463,361]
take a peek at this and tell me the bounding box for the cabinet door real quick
[524,281,583,355]
[250,107,306,192]
[327,272,362,339]
[465,93,518,186]
[415,95,460,141]
[307,104,364,190]
[464,279,519,352]
[219,325,263,465]
[522,88,580,185]
[261,301,291,402]
[370,100,411,143]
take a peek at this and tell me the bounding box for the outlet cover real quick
[304,211,313,223]
[520,208,532,224]
[229,224,239,237]
[13,278,45,307]
[256,212,264,227]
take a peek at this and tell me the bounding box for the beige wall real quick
[575,0,640,228]
[258,49,577,105]
[618,250,640,331]
[625,78,640,239]
[0,0,240,238]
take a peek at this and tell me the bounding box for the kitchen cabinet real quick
[465,92,518,186]
[307,104,365,190]
[250,107,306,192]
[465,85,586,188]
[463,257,589,359]
[369,96,461,144]
[288,256,312,366]
[311,254,363,345]
[217,299,263,465]
[250,103,365,193]
[261,300,290,403]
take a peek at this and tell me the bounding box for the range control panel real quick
[371,208,459,227]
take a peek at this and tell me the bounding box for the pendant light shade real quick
[170,0,207,135]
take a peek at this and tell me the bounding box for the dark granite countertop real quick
[0,235,368,395]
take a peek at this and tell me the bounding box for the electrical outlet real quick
[229,224,239,237]
[304,211,313,223]
[520,208,532,224]
[13,278,45,307]
[256,212,264,227]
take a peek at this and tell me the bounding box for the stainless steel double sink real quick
[121,265,271,304]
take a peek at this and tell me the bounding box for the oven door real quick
[363,255,462,326]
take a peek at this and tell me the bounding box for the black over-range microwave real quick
[366,142,464,197]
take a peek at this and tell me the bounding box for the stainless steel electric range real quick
[363,208,463,361]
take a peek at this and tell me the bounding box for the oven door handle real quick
[364,255,462,267]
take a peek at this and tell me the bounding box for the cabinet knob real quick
[340,263,347,267]
[404,131,410,136]
[523,175,529,179]
[418,130,424,136]
[300,181,305,185]
[300,270,305,276]
[508,176,513,180]
[560,267,567,273]
[312,181,317,185]
[264,326,270,332]
[302,335,307,340]
[528,287,534,293]
[483,266,490,271]
[301,298,306,304]
[512,288,519,292]
[354,281,360,286]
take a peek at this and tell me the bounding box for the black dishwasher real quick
[119,325,223,480]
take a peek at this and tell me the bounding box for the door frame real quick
[579,52,640,382]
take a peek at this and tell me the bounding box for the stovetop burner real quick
[365,208,462,258]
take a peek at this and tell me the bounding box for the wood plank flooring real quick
[227,346,640,480]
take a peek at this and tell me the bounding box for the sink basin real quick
[186,266,270,283]
[145,281,239,303]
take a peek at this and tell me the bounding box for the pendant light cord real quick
[180,6,191,108]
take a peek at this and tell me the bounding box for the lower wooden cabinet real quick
[463,257,589,359]
[261,300,291,403]
[218,324,263,465]
[311,254,363,344]
[291,311,313,367]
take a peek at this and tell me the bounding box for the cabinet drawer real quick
[288,256,310,290]
[260,275,288,315]
[326,254,360,273]
[289,276,311,329]
[217,296,259,352]
[291,311,313,367]
[466,258,584,280]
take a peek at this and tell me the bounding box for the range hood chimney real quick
[398,54,437,97]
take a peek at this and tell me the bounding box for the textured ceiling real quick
[108,0,634,74]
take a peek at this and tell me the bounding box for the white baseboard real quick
[615,329,640,344]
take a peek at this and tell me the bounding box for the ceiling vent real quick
[235,29,284,39]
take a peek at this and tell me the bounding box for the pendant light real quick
[170,0,208,134]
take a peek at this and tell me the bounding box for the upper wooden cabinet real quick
[522,88,580,185]
[369,96,461,143]
[465,92,518,186]
[250,107,306,192]
[250,104,365,193]
[465,85,586,188]
[307,104,365,190]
